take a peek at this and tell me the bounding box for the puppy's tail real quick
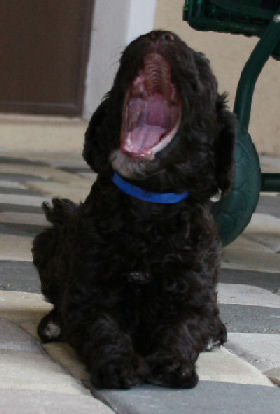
[42,198,77,225]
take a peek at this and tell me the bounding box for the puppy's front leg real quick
[88,314,147,389]
[62,304,146,389]
[145,321,202,389]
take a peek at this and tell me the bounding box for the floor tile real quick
[0,318,42,353]
[223,241,280,274]
[0,291,50,322]
[244,213,280,235]
[0,156,47,166]
[0,172,46,182]
[227,333,280,372]
[0,350,89,395]
[43,341,90,382]
[0,234,33,261]
[244,234,280,253]
[0,180,26,189]
[0,187,43,195]
[0,389,113,414]
[0,211,48,226]
[220,304,280,334]
[0,163,90,185]
[0,261,40,293]
[219,268,280,293]
[265,368,280,386]
[197,348,272,386]
[0,223,45,237]
[0,204,43,214]
[26,181,89,203]
[218,283,280,308]
[0,193,48,207]
[256,196,280,219]
[95,382,279,414]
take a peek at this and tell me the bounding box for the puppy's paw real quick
[147,356,198,389]
[91,355,147,389]
[38,310,62,343]
[205,320,227,351]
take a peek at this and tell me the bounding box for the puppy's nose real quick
[149,31,175,44]
[160,32,175,43]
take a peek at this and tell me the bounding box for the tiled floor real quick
[0,151,279,413]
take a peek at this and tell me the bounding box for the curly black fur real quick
[33,31,235,389]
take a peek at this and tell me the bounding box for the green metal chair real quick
[183,0,280,246]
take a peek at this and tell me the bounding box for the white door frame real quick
[83,0,157,119]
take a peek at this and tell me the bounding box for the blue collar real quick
[112,172,189,204]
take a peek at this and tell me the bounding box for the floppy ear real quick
[214,93,236,195]
[83,97,112,173]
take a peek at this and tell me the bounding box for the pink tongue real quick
[130,125,165,151]
[124,94,170,152]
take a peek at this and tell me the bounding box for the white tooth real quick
[124,132,133,151]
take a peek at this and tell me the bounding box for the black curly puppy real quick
[32,30,235,389]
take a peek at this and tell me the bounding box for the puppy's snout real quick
[148,31,175,45]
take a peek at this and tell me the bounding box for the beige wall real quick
[154,0,280,155]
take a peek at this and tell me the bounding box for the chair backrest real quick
[183,0,280,58]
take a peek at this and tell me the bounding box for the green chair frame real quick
[183,0,280,245]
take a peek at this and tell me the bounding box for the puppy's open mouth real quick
[121,53,182,159]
